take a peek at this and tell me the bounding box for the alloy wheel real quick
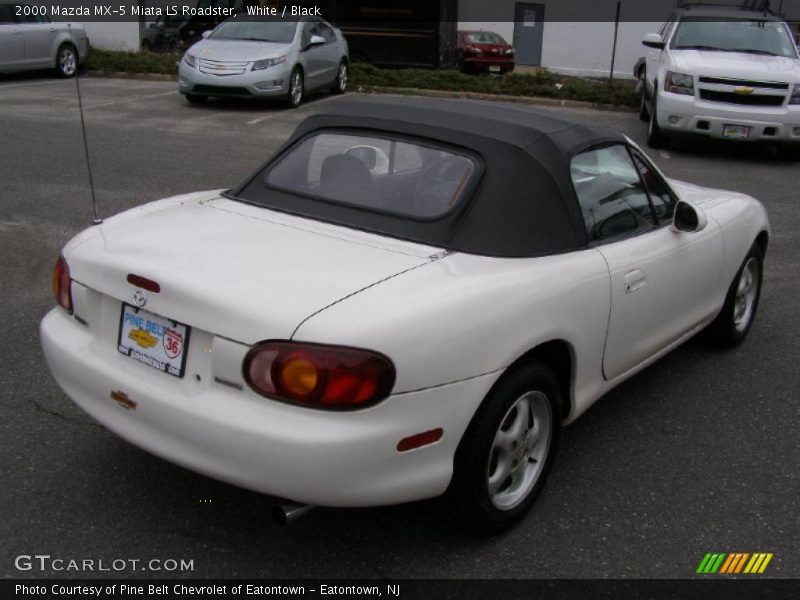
[487,390,552,510]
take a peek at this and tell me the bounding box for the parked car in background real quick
[141,15,189,54]
[457,30,514,74]
[41,97,769,532]
[640,6,800,153]
[179,16,349,107]
[0,3,89,77]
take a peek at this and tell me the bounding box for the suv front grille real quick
[698,76,789,90]
[699,89,785,106]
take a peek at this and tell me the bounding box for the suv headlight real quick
[183,53,196,68]
[665,71,694,96]
[252,56,287,71]
[790,84,800,105]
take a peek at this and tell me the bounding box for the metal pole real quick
[68,24,102,225]
[609,1,621,86]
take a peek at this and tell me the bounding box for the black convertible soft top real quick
[233,96,626,257]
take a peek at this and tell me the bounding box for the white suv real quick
[640,7,800,152]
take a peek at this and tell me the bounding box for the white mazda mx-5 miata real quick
[40,97,769,531]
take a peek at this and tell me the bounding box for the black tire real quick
[647,87,668,149]
[638,75,650,122]
[706,244,764,348]
[776,145,800,161]
[55,43,78,78]
[286,67,304,108]
[330,60,348,94]
[185,93,208,105]
[141,40,151,52]
[447,361,562,533]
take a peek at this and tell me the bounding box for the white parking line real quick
[247,115,275,125]
[659,150,671,159]
[75,91,178,110]
[0,79,70,90]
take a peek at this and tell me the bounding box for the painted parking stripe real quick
[0,79,70,90]
[76,90,177,110]
[247,115,275,125]
[659,150,671,159]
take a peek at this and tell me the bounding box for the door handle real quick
[623,269,646,294]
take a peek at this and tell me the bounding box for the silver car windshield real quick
[210,20,298,43]
[671,19,798,58]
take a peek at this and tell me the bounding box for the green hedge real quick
[350,63,638,107]
[84,48,638,108]
[85,48,179,74]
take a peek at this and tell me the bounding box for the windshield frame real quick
[669,17,799,58]
[208,19,300,44]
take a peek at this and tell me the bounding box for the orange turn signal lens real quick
[279,355,319,396]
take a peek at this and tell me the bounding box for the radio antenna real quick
[68,23,102,225]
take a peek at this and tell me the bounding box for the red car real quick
[457,31,515,74]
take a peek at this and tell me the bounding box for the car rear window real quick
[263,132,478,220]
[466,32,507,45]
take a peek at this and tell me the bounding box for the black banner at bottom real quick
[5,579,800,600]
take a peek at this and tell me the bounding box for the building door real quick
[513,2,545,66]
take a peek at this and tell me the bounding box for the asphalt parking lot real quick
[1,74,798,580]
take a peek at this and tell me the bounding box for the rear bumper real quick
[40,308,496,507]
[462,57,514,72]
[656,91,800,143]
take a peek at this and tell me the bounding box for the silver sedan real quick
[178,17,349,108]
[0,4,89,77]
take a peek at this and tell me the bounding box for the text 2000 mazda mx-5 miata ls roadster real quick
[40,98,769,531]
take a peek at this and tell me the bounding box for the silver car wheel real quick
[487,390,552,511]
[733,257,759,333]
[59,47,77,77]
[338,62,348,92]
[290,71,303,106]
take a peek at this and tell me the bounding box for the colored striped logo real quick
[696,552,773,574]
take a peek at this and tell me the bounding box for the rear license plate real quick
[117,304,190,378]
[722,124,751,139]
[489,65,501,72]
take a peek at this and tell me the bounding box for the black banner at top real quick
[1,0,799,23]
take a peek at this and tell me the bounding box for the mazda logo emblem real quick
[133,290,147,308]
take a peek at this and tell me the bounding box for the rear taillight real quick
[243,342,395,410]
[52,255,73,314]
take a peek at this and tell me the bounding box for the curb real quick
[85,70,635,113]
[355,85,636,113]
[88,70,177,82]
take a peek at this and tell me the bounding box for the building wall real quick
[459,0,671,78]
[82,22,143,51]
[459,0,800,78]
[458,19,660,78]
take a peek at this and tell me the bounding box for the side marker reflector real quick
[397,428,443,452]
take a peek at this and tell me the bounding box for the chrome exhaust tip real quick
[272,502,315,526]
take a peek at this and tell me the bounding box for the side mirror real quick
[308,35,325,47]
[642,33,665,50]
[201,30,212,39]
[672,201,708,233]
